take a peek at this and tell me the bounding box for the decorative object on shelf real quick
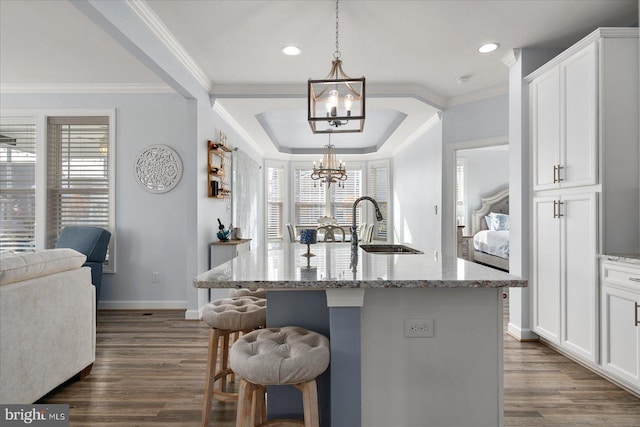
[308,0,365,134]
[134,144,183,193]
[208,134,232,199]
[311,134,347,188]
[300,229,317,258]
[216,218,231,242]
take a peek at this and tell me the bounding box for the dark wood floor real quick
[40,305,640,426]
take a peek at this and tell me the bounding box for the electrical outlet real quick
[404,319,434,338]
[152,272,160,283]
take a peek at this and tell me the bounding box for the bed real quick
[468,187,509,271]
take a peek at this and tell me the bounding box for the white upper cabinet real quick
[530,42,597,191]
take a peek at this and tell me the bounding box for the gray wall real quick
[1,92,264,315]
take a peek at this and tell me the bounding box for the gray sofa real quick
[0,249,96,404]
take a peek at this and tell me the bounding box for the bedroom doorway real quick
[454,142,509,266]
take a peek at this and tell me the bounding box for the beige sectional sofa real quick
[0,248,96,404]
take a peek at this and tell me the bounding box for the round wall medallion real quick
[134,144,183,193]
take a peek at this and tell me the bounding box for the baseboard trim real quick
[507,322,539,342]
[98,300,187,310]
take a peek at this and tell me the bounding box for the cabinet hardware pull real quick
[553,165,558,183]
[636,302,640,326]
[630,277,640,283]
[553,200,558,218]
[556,165,564,182]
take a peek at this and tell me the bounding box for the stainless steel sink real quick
[359,244,423,254]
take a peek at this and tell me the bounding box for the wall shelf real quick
[208,137,232,199]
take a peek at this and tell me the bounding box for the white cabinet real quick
[601,261,640,390]
[210,239,251,269]
[531,43,597,191]
[532,193,598,362]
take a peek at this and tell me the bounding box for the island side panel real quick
[361,288,504,427]
[329,307,362,427]
[266,291,331,427]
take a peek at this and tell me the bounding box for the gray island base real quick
[194,242,527,427]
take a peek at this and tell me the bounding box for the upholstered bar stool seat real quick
[201,296,266,427]
[230,327,330,427]
[229,288,267,299]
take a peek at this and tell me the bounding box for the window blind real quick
[331,169,362,226]
[266,165,284,240]
[46,116,111,251]
[456,160,465,226]
[293,168,325,227]
[369,166,388,240]
[0,119,36,252]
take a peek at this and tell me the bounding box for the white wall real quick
[392,120,442,252]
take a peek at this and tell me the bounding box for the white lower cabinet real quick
[533,192,598,363]
[601,261,640,390]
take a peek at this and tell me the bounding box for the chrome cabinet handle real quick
[553,200,564,218]
[553,165,558,183]
[629,277,640,283]
[557,165,564,182]
[636,302,640,326]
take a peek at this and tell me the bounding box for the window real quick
[46,116,113,267]
[456,159,466,226]
[293,165,362,228]
[293,168,326,227]
[266,165,284,240]
[369,164,389,241]
[0,118,36,253]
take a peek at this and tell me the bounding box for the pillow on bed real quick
[488,212,509,231]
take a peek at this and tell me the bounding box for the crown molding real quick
[213,102,265,157]
[391,111,441,156]
[0,83,174,94]
[445,84,508,107]
[125,0,213,92]
[501,49,519,68]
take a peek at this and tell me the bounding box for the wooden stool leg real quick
[236,379,260,427]
[230,330,240,383]
[296,380,319,427]
[251,384,266,426]
[202,328,221,427]
[221,330,230,393]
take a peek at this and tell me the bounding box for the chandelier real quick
[311,134,347,188]
[308,0,365,134]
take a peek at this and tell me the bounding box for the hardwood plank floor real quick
[39,306,640,426]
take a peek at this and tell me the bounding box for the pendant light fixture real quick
[311,133,347,188]
[308,0,365,134]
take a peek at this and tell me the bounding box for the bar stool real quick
[230,326,330,427]
[229,288,267,298]
[201,296,267,427]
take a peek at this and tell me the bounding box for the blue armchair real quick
[55,226,111,306]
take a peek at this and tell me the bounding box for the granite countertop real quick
[601,253,640,266]
[194,242,527,290]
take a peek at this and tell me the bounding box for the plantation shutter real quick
[266,165,284,240]
[294,168,325,227]
[0,118,36,252]
[369,166,388,240]
[46,116,110,249]
[456,160,465,226]
[330,169,362,226]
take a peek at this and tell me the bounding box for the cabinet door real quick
[601,281,640,387]
[532,196,561,342]
[560,42,598,188]
[561,193,598,362]
[531,67,561,191]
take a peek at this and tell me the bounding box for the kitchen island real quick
[194,242,527,427]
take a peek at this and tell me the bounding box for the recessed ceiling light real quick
[282,45,302,56]
[478,42,500,53]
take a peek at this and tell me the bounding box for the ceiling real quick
[1,0,637,157]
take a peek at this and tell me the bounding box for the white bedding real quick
[473,230,509,259]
